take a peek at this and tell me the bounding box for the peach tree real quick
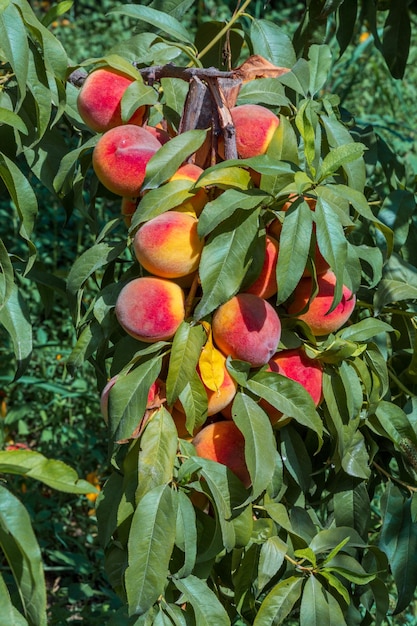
[1,0,417,623]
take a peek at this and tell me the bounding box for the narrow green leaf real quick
[232,392,276,499]
[0,573,28,626]
[0,107,27,134]
[0,450,97,494]
[126,484,178,616]
[249,20,296,69]
[177,371,208,435]
[131,179,200,228]
[136,408,178,502]
[308,44,332,96]
[194,208,260,319]
[0,152,38,245]
[339,318,394,342]
[245,371,323,444]
[66,241,126,297]
[166,322,206,405]
[0,485,47,625]
[276,200,313,304]
[318,143,366,183]
[238,78,289,107]
[253,575,303,626]
[197,189,269,239]
[0,3,29,105]
[321,117,366,191]
[121,80,158,121]
[381,0,411,79]
[174,489,197,578]
[0,284,32,379]
[173,575,231,625]
[300,575,346,626]
[110,5,194,44]
[108,356,163,443]
[257,536,288,593]
[281,426,312,493]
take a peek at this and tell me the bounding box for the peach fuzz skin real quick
[260,348,323,424]
[192,420,251,488]
[286,270,356,337]
[212,293,281,368]
[133,211,204,278]
[170,163,208,216]
[115,276,185,342]
[218,104,279,160]
[92,125,161,197]
[77,67,146,133]
[245,235,279,299]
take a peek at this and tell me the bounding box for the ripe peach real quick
[115,276,185,342]
[120,197,138,226]
[199,351,238,416]
[286,270,356,337]
[281,194,316,212]
[132,211,204,278]
[192,420,251,488]
[212,293,281,367]
[144,124,171,145]
[245,235,279,299]
[92,125,161,197]
[219,104,279,160]
[268,219,329,277]
[170,163,208,216]
[77,67,146,133]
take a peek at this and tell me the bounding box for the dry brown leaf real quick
[233,55,291,82]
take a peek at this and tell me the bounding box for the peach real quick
[192,420,251,487]
[120,197,138,226]
[212,293,281,367]
[286,270,356,337]
[219,104,279,160]
[132,211,204,278]
[245,235,279,299]
[268,219,329,277]
[170,163,208,216]
[77,67,146,133]
[260,348,323,424]
[92,125,161,197]
[115,276,185,342]
[281,194,316,212]
[144,124,171,145]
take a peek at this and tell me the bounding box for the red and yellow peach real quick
[115,276,185,342]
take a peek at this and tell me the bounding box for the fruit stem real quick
[185,274,200,318]
[197,0,253,62]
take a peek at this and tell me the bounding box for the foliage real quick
[1,0,417,623]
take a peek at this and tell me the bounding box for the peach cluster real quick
[83,68,357,490]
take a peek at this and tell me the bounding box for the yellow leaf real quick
[199,344,225,392]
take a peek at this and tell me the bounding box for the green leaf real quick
[276,200,313,304]
[0,573,28,626]
[0,152,38,249]
[0,450,97,494]
[324,554,376,585]
[333,480,370,540]
[320,117,366,191]
[245,371,323,444]
[238,78,289,107]
[108,356,163,443]
[194,457,248,551]
[300,575,347,626]
[177,372,208,436]
[249,20,296,69]
[257,536,288,593]
[309,526,366,555]
[125,484,178,616]
[121,80,158,121]
[136,408,178,502]
[374,279,417,313]
[173,575,231,625]
[280,426,312,493]
[131,179,200,228]
[381,0,411,79]
[0,3,29,106]
[142,130,207,190]
[197,189,269,239]
[253,575,303,626]
[318,143,366,183]
[296,99,318,171]
[279,58,310,97]
[0,284,32,379]
[194,208,260,319]
[110,4,195,44]
[174,490,197,578]
[308,44,332,96]
[338,318,394,342]
[197,165,252,191]
[0,485,47,626]
[166,322,206,405]
[374,400,417,450]
[340,426,370,479]
[231,392,277,499]
[0,107,27,134]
